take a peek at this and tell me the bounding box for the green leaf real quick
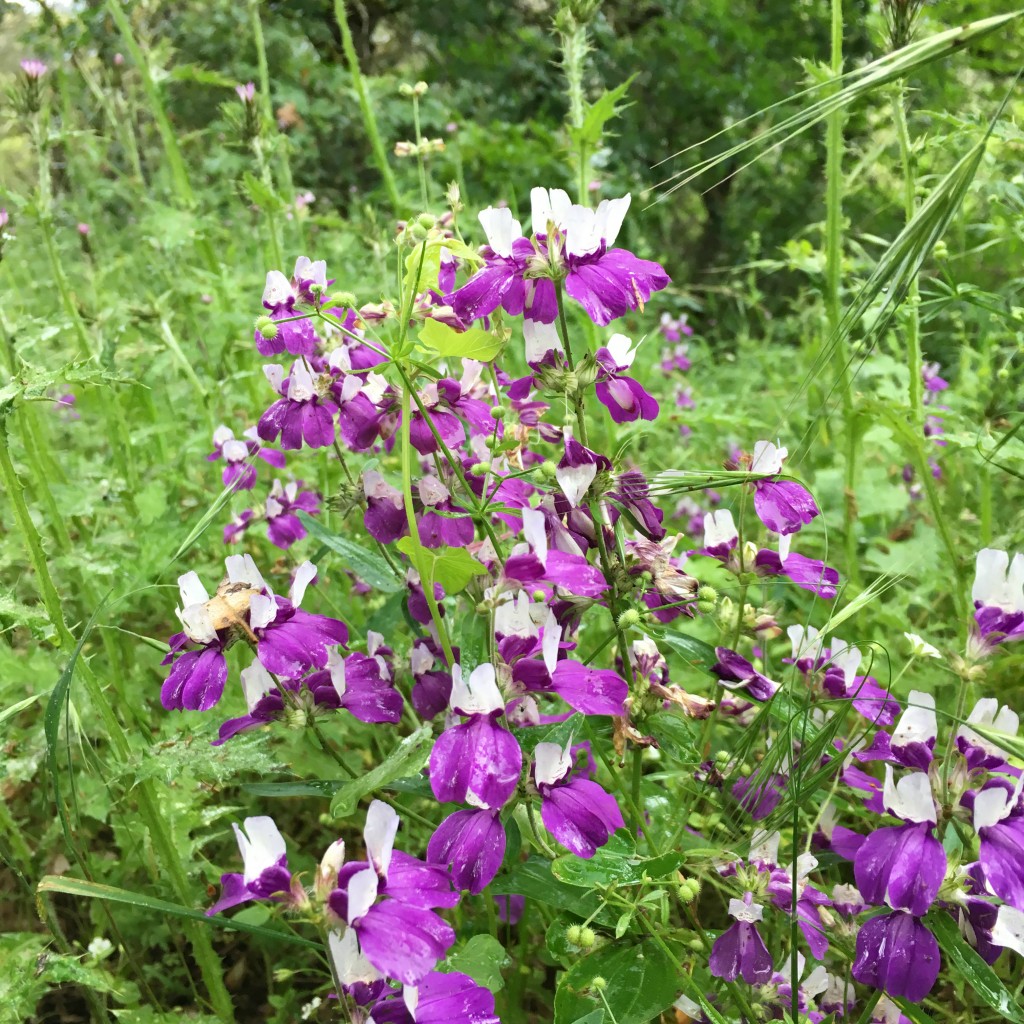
[330,725,434,818]
[491,856,602,918]
[653,630,717,672]
[569,1013,605,1024]
[926,911,1024,1023]
[571,76,636,148]
[645,711,698,761]
[395,537,489,594]
[36,876,320,949]
[1,690,49,726]
[298,512,403,592]
[551,832,637,888]
[240,170,286,213]
[444,934,509,993]
[455,608,489,675]
[418,319,505,362]
[553,939,678,1024]
[241,780,341,798]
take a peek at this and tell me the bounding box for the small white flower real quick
[904,632,941,658]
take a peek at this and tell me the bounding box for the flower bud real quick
[413,80,429,97]
[617,608,641,630]
[255,315,279,340]
[399,83,416,97]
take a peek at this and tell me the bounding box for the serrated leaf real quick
[298,512,403,592]
[444,934,509,993]
[553,938,678,1024]
[926,911,1024,1023]
[330,725,433,818]
[570,76,636,148]
[418,319,505,362]
[240,171,286,213]
[395,536,489,594]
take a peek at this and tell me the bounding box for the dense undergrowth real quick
[3,2,1024,1023]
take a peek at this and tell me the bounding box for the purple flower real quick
[417,477,474,549]
[255,262,320,356]
[236,81,255,103]
[749,441,820,535]
[258,359,339,450]
[854,767,944,916]
[428,663,523,809]
[957,698,1020,771]
[20,59,48,79]
[410,639,452,719]
[533,741,624,857]
[972,548,1024,648]
[207,424,285,490]
[364,470,408,544]
[709,893,774,985]
[852,911,940,1002]
[532,188,670,327]
[555,430,611,508]
[820,638,900,726]
[503,507,607,598]
[160,570,235,711]
[445,188,669,329]
[265,479,321,549]
[701,509,737,561]
[974,782,1024,910]
[367,970,500,1024]
[711,648,780,702]
[594,334,659,423]
[248,560,349,680]
[207,816,294,915]
[427,808,506,894]
[659,312,693,345]
[327,802,457,985]
[754,533,839,599]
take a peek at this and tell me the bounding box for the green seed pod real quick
[566,925,583,945]
[489,405,507,421]
[254,315,279,340]
[470,462,490,477]
[327,291,358,308]
[590,976,607,991]
[417,212,437,230]
[617,608,641,630]
[538,461,557,480]
[697,585,718,604]
[578,926,596,948]
[687,937,704,952]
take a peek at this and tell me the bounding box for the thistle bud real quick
[617,608,641,630]
[255,315,279,340]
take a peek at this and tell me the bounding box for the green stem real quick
[891,81,966,620]
[0,417,236,1023]
[412,93,429,209]
[824,0,860,587]
[400,379,455,666]
[333,0,401,211]
[104,0,195,205]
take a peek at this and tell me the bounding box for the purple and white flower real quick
[207,816,295,916]
[749,441,820,535]
[208,424,286,490]
[594,334,659,423]
[709,892,774,985]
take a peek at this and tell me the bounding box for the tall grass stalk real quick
[104,0,194,205]
[333,0,401,212]
[891,80,967,622]
[824,0,861,587]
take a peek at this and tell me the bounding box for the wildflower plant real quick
[6,3,1024,1024]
